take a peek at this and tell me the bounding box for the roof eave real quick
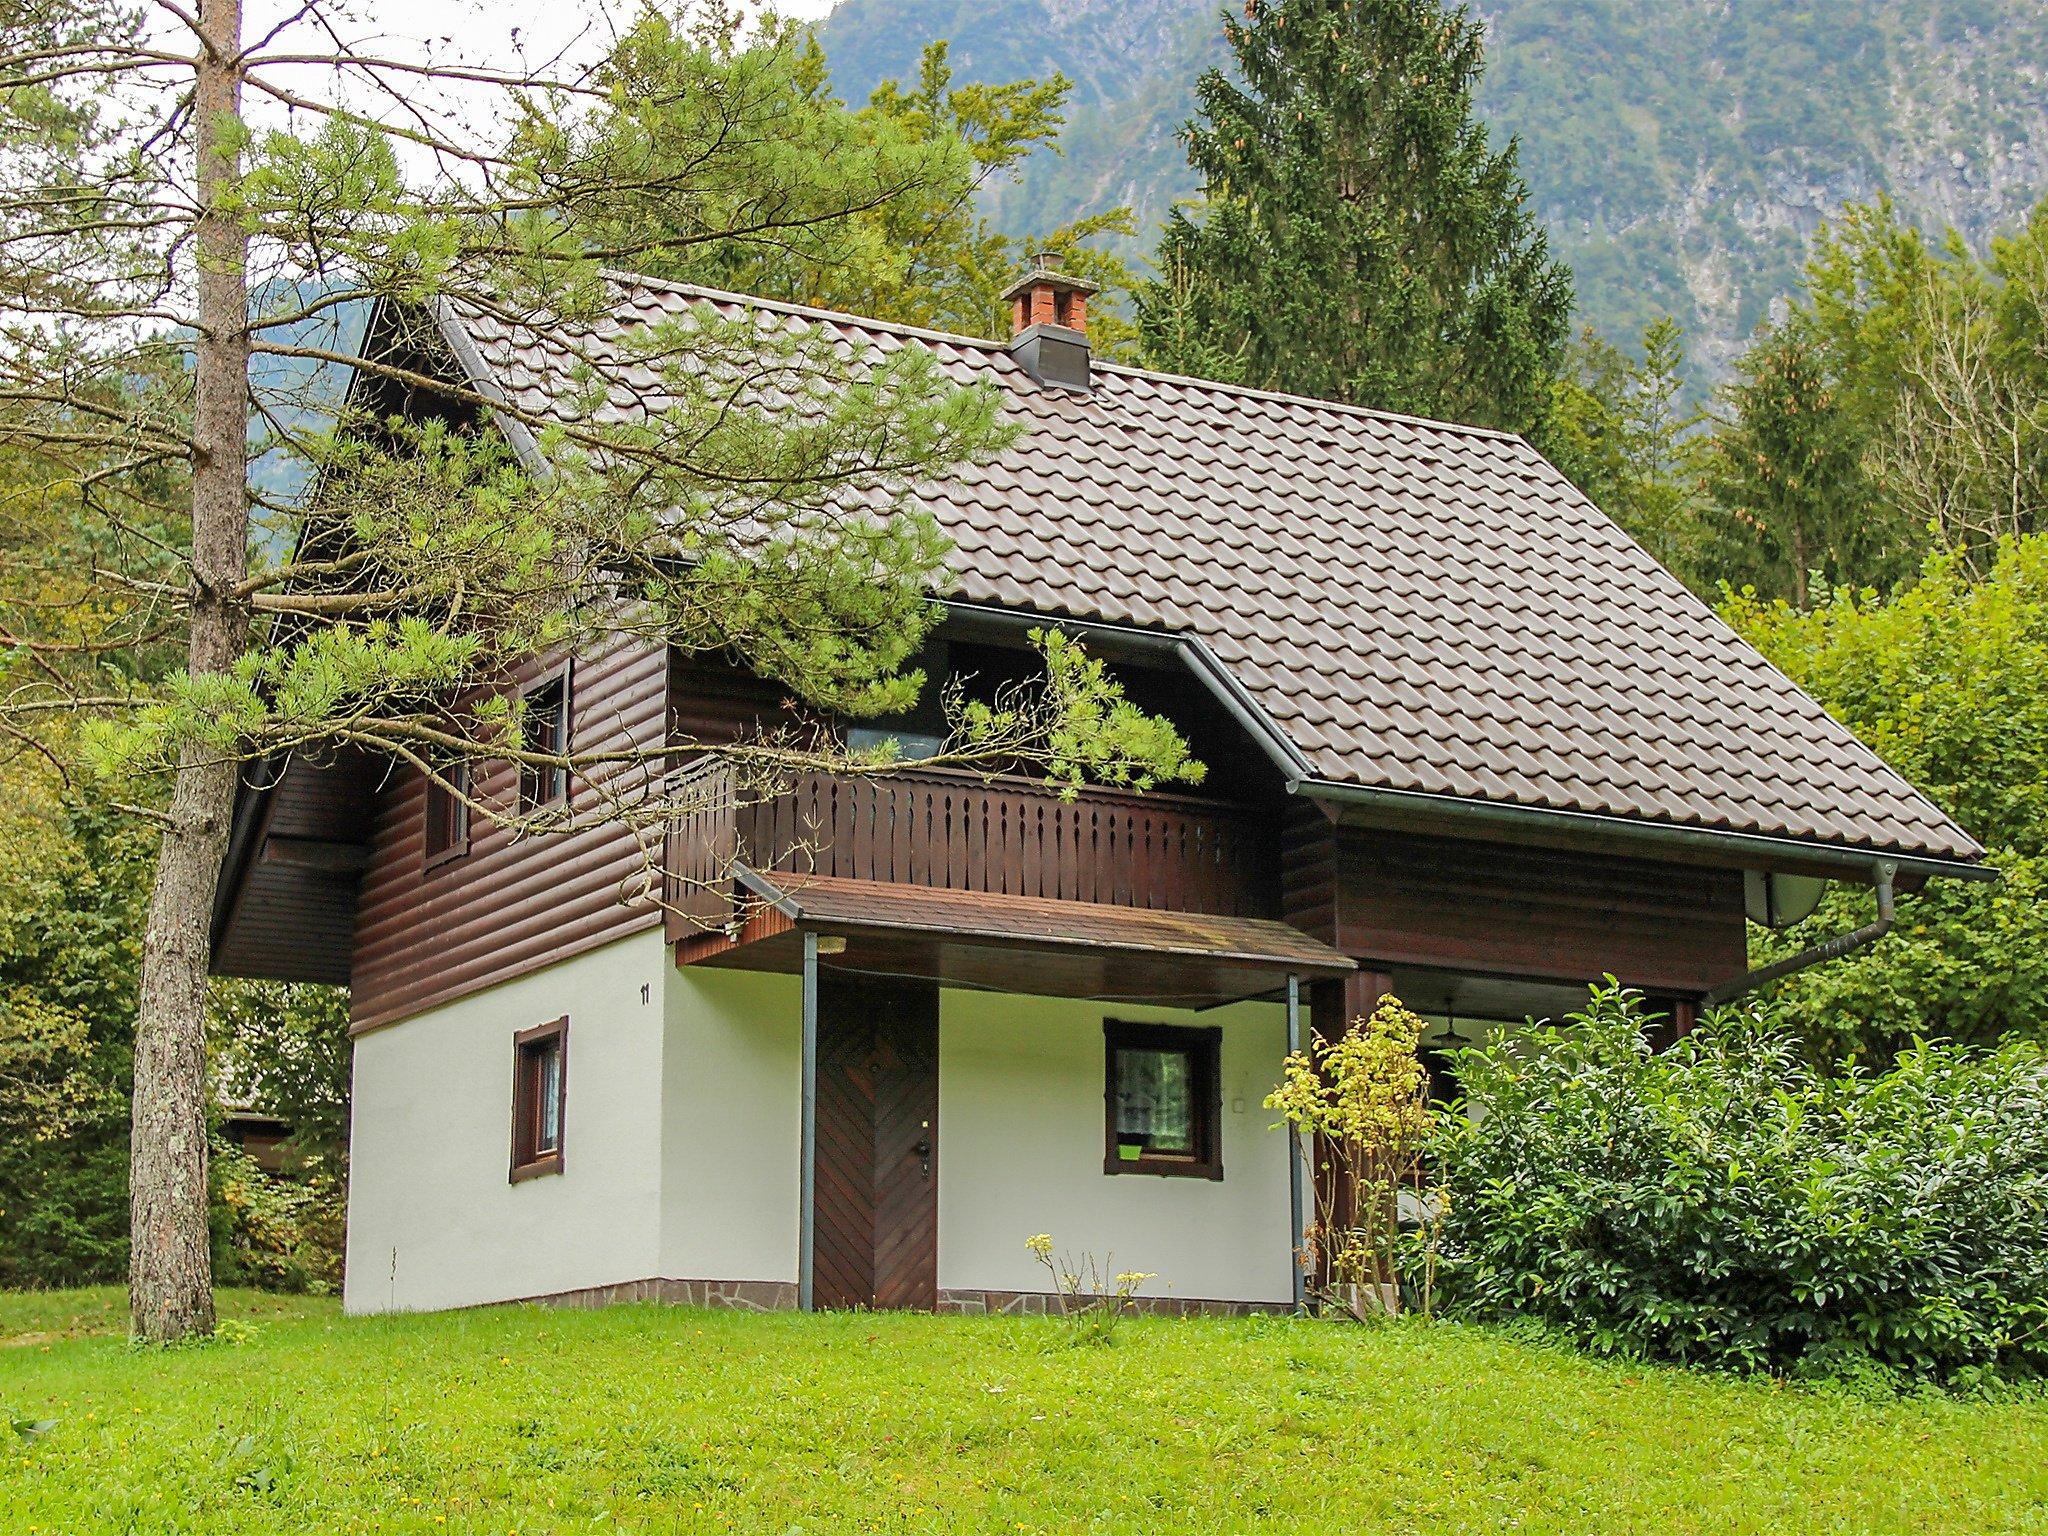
[938,598,1987,884]
[1291,776,1996,885]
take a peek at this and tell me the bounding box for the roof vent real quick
[1001,251,1098,392]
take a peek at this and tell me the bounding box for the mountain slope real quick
[818,0,2048,386]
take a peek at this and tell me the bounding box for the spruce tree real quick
[1703,324,1880,606]
[1137,0,1572,436]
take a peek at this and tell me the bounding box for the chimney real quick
[1001,251,1099,392]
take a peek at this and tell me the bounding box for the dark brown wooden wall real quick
[1284,808,1747,997]
[213,750,381,985]
[349,635,669,1033]
[669,648,810,751]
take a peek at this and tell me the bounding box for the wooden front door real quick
[813,973,939,1310]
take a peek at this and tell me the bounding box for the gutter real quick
[1699,860,1896,1010]
[1288,776,1994,887]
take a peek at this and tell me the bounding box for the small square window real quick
[510,1017,567,1181]
[518,666,570,812]
[423,759,470,868]
[1103,1021,1222,1179]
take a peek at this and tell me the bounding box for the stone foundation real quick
[936,1288,1291,1318]
[493,1278,1288,1317]
[518,1276,799,1312]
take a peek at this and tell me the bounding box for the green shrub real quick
[1727,534,2048,1057]
[1430,982,2048,1386]
[209,1146,345,1295]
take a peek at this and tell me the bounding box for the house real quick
[210,259,1990,1318]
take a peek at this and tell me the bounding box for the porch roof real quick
[675,870,1354,1009]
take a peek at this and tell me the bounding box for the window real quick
[422,758,470,868]
[518,664,570,812]
[510,1017,568,1181]
[1103,1021,1222,1179]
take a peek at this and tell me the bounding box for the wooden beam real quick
[257,834,371,873]
[1306,968,1393,1304]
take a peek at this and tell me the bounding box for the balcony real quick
[663,757,1276,940]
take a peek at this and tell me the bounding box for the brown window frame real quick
[422,757,471,870]
[1102,1019,1223,1180]
[517,659,572,814]
[509,1016,568,1182]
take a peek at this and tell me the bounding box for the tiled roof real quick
[447,275,1983,866]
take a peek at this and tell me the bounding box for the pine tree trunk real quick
[129,0,249,1345]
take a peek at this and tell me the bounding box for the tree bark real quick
[130,0,249,1344]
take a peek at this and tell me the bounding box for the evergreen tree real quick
[559,17,1139,350]
[1136,0,1573,435]
[1703,321,1905,605]
[1547,326,1633,510]
[1618,317,1707,577]
[1550,318,1707,585]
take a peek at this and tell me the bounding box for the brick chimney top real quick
[1001,251,1099,337]
[1001,252,1099,391]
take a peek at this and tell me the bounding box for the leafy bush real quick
[1267,994,1437,1317]
[1430,983,2048,1387]
[1727,534,2048,1057]
[209,1146,345,1295]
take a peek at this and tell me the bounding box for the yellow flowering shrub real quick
[1266,994,1437,1318]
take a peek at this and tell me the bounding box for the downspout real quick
[1285,974,1306,1312]
[799,930,818,1312]
[1699,860,1896,1010]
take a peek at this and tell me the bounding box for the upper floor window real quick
[518,664,571,812]
[1103,1020,1223,1180]
[510,1016,568,1181]
[422,758,470,868]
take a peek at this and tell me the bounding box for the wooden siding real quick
[1280,801,1341,947]
[1285,818,1747,996]
[349,636,668,1033]
[213,750,381,985]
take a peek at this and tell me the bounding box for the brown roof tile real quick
[450,276,1984,866]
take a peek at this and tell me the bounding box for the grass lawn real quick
[3,1287,2046,1534]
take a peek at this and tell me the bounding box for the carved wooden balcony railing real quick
[662,757,1275,939]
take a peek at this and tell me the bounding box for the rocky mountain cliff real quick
[818,0,2048,386]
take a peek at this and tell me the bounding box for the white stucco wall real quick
[657,966,801,1284]
[937,990,1297,1305]
[343,929,669,1314]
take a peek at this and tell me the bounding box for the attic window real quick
[518,663,571,813]
[510,1016,567,1181]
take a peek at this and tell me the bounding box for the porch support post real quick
[1285,972,1306,1310]
[799,930,818,1312]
